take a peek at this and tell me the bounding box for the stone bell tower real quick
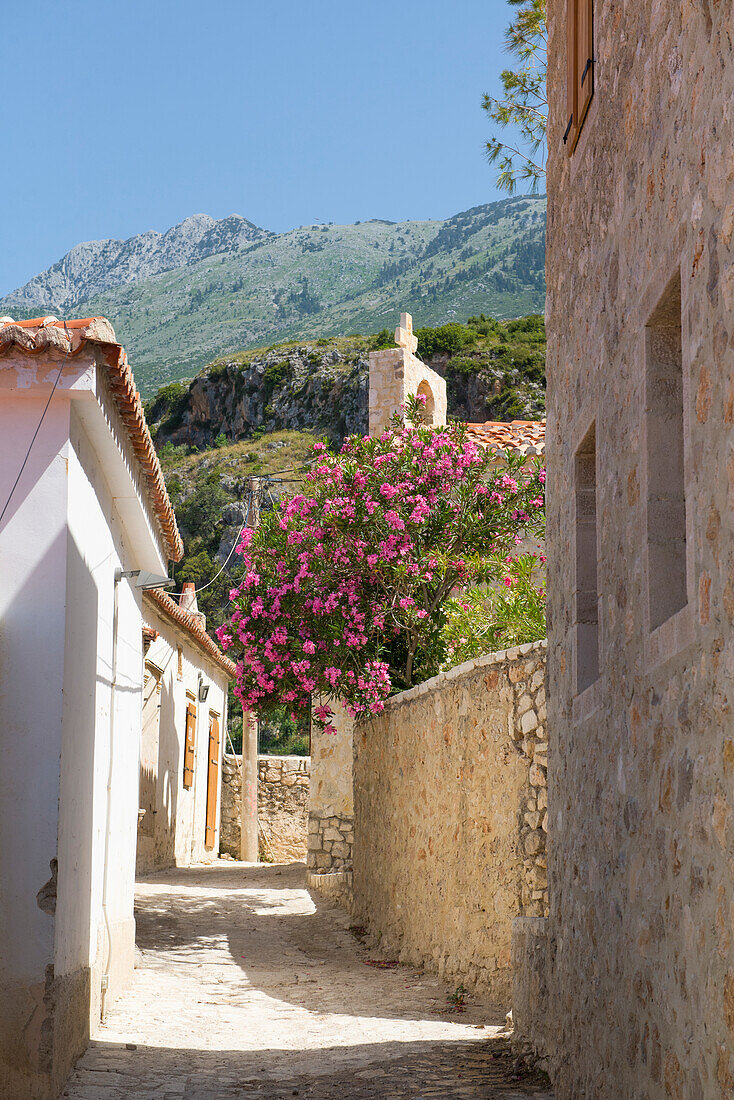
[368,312,447,436]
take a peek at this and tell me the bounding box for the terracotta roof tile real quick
[144,589,237,679]
[465,419,545,456]
[0,315,183,561]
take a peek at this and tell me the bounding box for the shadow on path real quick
[63,861,553,1099]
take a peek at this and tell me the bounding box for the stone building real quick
[138,583,235,873]
[0,316,183,1099]
[537,1,734,1096]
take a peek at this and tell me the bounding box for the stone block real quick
[529,762,547,788]
[521,709,538,735]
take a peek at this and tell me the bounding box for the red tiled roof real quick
[465,419,545,455]
[0,315,183,561]
[144,588,237,679]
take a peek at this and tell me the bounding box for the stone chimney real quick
[368,312,447,436]
[179,582,206,629]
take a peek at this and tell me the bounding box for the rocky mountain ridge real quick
[4,214,268,312]
[2,197,546,395]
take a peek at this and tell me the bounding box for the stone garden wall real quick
[352,641,547,1005]
[220,754,243,858]
[307,702,355,876]
[220,754,310,862]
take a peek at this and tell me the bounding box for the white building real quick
[0,315,191,1099]
[138,583,235,872]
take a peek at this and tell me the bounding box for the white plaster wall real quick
[140,603,228,870]
[0,392,70,993]
[0,362,171,1094]
[58,406,150,1019]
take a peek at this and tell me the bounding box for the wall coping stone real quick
[376,639,547,711]
[258,754,311,764]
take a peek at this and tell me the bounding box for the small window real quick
[177,645,183,680]
[646,272,687,631]
[574,423,599,693]
[564,0,594,154]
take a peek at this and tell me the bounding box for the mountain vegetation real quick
[147,313,546,453]
[1,197,546,394]
[155,313,546,746]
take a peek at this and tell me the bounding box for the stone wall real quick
[542,2,734,1097]
[219,754,242,859]
[352,641,547,1005]
[307,702,355,878]
[220,754,310,863]
[258,755,310,863]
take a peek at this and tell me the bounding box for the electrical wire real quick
[193,488,252,594]
[0,320,71,527]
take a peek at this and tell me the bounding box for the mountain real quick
[1,196,546,395]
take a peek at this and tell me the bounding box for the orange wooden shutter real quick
[576,0,594,133]
[564,0,579,152]
[565,0,594,155]
[183,702,196,790]
[204,715,220,850]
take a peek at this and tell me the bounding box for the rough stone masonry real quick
[220,754,309,862]
[352,641,547,1007]
[538,1,734,1097]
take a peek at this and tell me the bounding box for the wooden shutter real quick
[183,702,196,790]
[564,0,594,155]
[204,715,220,850]
[576,0,594,132]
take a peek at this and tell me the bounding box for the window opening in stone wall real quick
[574,422,599,693]
[645,271,687,631]
[564,0,594,154]
[416,380,435,426]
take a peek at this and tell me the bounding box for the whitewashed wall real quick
[139,600,229,871]
[0,352,169,1099]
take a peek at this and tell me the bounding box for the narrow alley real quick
[63,863,553,1100]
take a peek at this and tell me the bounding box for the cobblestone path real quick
[64,862,553,1100]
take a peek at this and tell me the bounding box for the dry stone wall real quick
[220,754,242,858]
[258,755,309,863]
[220,754,310,863]
[353,641,547,1005]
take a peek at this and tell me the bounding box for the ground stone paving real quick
[63,862,553,1100]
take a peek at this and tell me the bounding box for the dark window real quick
[646,272,687,630]
[575,423,599,692]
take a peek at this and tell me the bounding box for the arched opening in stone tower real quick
[416,380,436,426]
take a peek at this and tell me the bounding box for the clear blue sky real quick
[1,0,521,297]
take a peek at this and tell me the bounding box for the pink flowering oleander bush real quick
[217,396,545,731]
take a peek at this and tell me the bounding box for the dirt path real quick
[63,862,552,1099]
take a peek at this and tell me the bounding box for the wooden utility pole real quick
[240,477,260,862]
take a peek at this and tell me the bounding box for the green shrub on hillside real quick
[145,381,189,429]
[415,322,475,359]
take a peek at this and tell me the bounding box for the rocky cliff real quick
[148,316,546,451]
